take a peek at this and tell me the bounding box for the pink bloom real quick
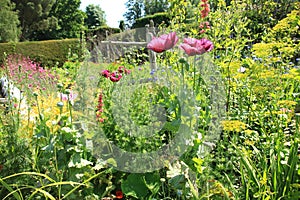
[147,32,179,53]
[101,70,110,78]
[180,38,214,56]
[60,92,78,101]
[110,72,122,82]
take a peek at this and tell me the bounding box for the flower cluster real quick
[200,0,210,18]
[147,32,213,56]
[101,66,131,82]
[97,66,131,122]
[199,0,211,34]
[3,54,57,94]
[96,91,105,123]
[199,21,211,34]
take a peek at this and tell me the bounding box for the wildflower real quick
[221,120,247,132]
[118,66,130,74]
[115,190,123,199]
[60,91,78,102]
[96,91,105,123]
[200,0,210,18]
[110,72,122,82]
[101,70,111,78]
[180,38,214,56]
[147,32,179,53]
[238,67,246,73]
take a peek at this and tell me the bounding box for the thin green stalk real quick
[61,169,111,199]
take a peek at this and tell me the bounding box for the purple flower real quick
[147,32,179,53]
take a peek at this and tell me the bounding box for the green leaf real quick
[143,172,161,194]
[0,178,22,200]
[68,154,93,168]
[121,173,149,199]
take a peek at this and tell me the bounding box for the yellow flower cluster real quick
[277,100,297,109]
[221,120,247,132]
[18,94,70,138]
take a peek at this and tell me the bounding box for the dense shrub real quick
[0,39,84,67]
[132,12,170,28]
[85,26,121,41]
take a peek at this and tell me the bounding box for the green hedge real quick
[0,38,84,67]
[85,26,121,41]
[132,12,170,28]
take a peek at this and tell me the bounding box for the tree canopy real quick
[84,4,107,29]
[9,0,85,41]
[0,0,20,42]
[124,0,169,27]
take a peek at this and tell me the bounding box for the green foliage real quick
[125,0,170,27]
[121,172,161,199]
[11,0,57,41]
[85,26,121,41]
[0,0,20,42]
[47,0,85,40]
[144,0,169,15]
[84,4,107,29]
[0,39,84,67]
[10,0,85,41]
[124,0,144,26]
[132,12,170,28]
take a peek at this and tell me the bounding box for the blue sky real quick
[80,0,127,28]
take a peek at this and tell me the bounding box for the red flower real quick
[147,32,178,53]
[101,70,111,78]
[200,1,210,18]
[115,190,123,199]
[110,72,122,82]
[180,38,214,56]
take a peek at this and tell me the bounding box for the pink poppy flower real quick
[180,38,213,56]
[147,32,179,53]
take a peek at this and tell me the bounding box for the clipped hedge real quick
[132,12,170,28]
[0,38,84,67]
[85,26,121,41]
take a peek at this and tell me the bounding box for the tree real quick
[124,0,144,27]
[11,0,57,41]
[119,20,125,31]
[0,0,20,42]
[84,4,106,29]
[144,0,169,15]
[47,0,85,39]
[124,0,169,27]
